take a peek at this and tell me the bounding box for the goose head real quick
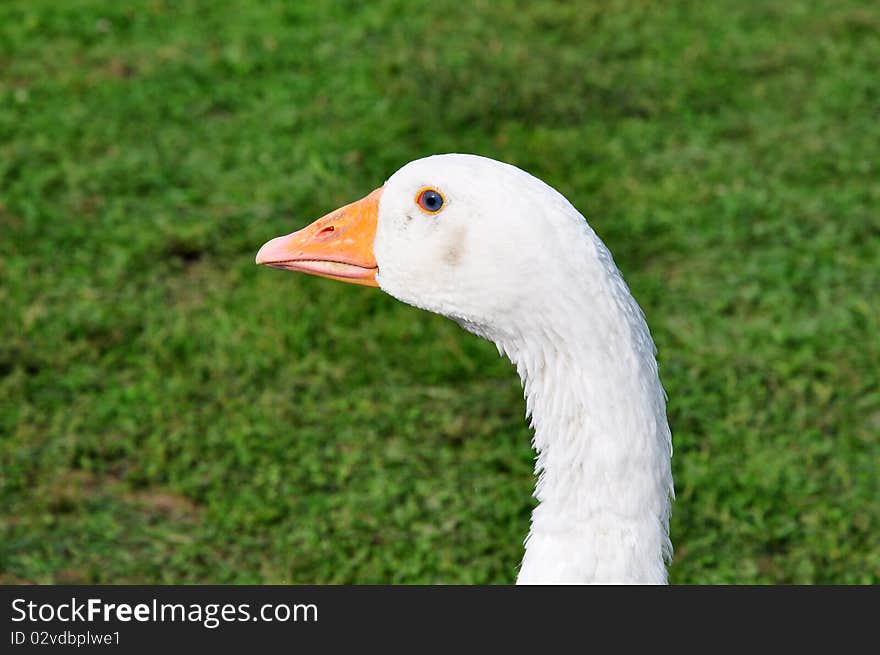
[256,153,591,341]
[256,153,674,584]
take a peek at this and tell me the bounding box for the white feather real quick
[373,154,674,584]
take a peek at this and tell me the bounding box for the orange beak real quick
[255,187,382,287]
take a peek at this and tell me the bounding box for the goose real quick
[256,154,674,584]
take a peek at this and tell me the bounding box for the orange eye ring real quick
[415,187,446,214]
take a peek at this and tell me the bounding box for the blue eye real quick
[416,188,445,213]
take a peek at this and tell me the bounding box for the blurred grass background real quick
[1,0,878,584]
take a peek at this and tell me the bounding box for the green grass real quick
[1,0,878,584]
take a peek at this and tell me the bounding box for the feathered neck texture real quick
[485,231,674,584]
[369,153,674,582]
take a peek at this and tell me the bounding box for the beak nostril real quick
[317,225,336,238]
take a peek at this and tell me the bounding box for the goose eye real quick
[416,188,445,214]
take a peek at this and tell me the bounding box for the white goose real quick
[256,154,674,584]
